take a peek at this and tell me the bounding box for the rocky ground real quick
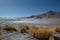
[0,29,37,40]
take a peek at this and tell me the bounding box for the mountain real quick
[28,11,60,18]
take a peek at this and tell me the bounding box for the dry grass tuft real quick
[46,25,57,34]
[29,26,55,40]
[18,24,29,33]
[3,25,17,31]
[56,25,60,33]
[28,25,38,37]
[35,28,49,38]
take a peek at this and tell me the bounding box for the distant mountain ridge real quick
[0,11,60,21]
[28,11,60,18]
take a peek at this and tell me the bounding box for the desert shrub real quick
[29,25,38,29]
[34,28,49,38]
[29,26,54,40]
[28,25,38,37]
[46,25,57,34]
[18,24,29,33]
[56,26,60,33]
[3,25,17,31]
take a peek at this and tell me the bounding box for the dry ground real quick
[0,24,60,40]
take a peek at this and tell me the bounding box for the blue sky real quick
[0,0,60,17]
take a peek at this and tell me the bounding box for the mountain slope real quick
[28,11,60,18]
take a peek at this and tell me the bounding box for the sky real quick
[0,0,60,17]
